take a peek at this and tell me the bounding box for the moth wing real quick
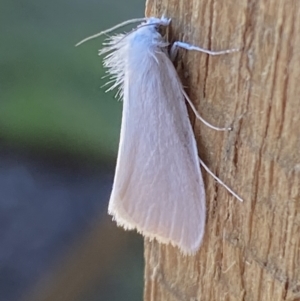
[108,50,205,255]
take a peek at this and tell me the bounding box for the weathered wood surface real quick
[145,0,300,300]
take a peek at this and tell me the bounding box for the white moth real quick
[76,16,242,255]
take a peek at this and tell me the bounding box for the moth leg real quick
[169,43,179,62]
[171,41,240,56]
[171,41,239,131]
[181,87,232,131]
[199,158,243,202]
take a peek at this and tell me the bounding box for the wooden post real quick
[145,0,300,300]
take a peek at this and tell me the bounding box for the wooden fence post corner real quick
[145,0,300,300]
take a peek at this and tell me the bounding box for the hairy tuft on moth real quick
[76,16,242,255]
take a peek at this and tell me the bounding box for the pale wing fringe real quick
[109,203,201,255]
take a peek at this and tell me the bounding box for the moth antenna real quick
[75,17,147,46]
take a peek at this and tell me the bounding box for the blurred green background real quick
[1,0,145,162]
[0,0,146,300]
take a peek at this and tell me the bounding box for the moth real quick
[77,16,242,255]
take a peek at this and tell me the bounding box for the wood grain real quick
[144,0,300,300]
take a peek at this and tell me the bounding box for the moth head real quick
[141,17,170,42]
[146,17,171,30]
